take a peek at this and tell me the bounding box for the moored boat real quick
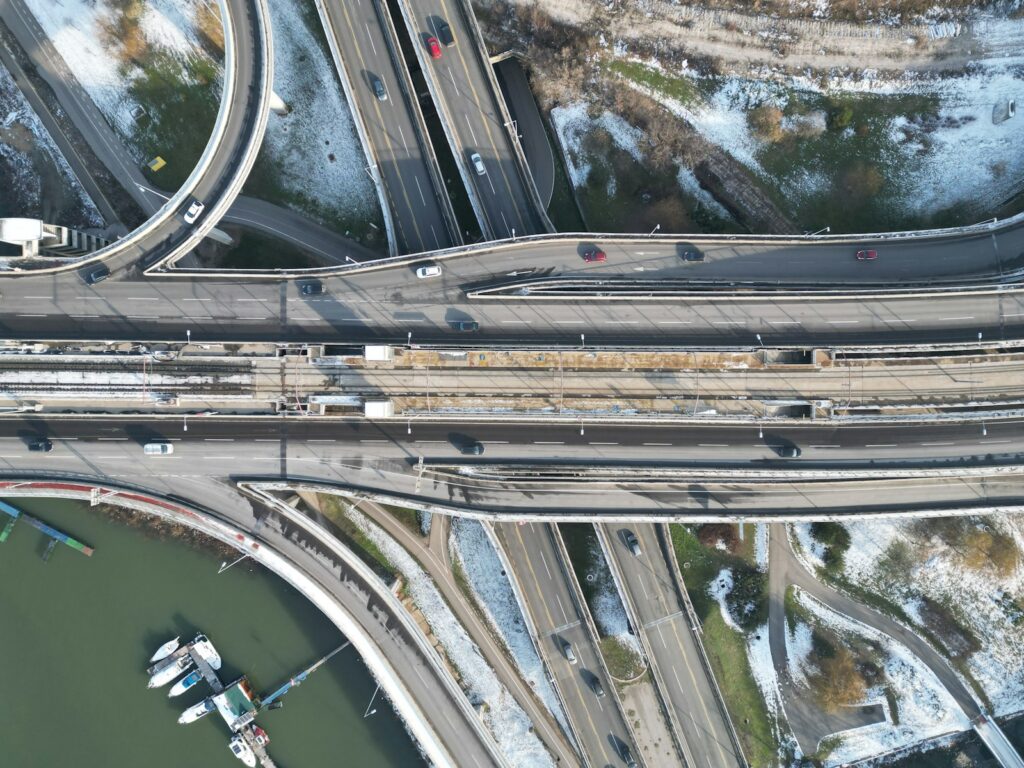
[178,697,217,725]
[168,669,203,698]
[191,634,222,670]
[148,655,194,689]
[228,734,257,767]
[149,636,180,663]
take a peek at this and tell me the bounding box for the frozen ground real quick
[581,530,642,656]
[24,0,215,141]
[0,61,101,226]
[794,588,971,767]
[345,506,555,768]
[551,102,644,192]
[709,568,742,631]
[448,519,569,731]
[836,515,1024,715]
[261,0,376,222]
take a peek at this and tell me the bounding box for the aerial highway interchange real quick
[1,0,1023,767]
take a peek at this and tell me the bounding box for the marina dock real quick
[0,500,94,558]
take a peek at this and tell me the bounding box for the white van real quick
[144,443,174,455]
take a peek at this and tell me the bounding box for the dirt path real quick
[514,0,1022,75]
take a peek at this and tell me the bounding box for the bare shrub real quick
[697,523,739,552]
[748,105,784,143]
[811,645,867,713]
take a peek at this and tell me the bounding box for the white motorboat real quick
[148,655,194,689]
[168,669,203,698]
[191,634,222,670]
[178,697,217,725]
[228,734,257,767]
[149,636,180,663]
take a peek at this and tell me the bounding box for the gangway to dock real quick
[0,500,94,558]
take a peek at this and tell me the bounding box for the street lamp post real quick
[218,552,249,574]
[580,333,585,349]
[756,333,765,348]
[649,224,661,237]
[364,682,381,718]
[186,329,191,345]
[806,226,830,236]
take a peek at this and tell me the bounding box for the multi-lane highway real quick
[318,0,459,254]
[494,522,640,767]
[397,0,547,238]
[602,524,744,768]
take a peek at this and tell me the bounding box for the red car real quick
[856,249,878,261]
[582,247,606,263]
[426,36,442,59]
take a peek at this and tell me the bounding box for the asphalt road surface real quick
[320,0,458,254]
[400,0,546,238]
[495,522,640,767]
[603,524,744,768]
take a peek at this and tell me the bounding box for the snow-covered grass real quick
[448,518,568,731]
[794,588,971,767]
[709,568,743,631]
[0,61,102,228]
[248,0,379,236]
[828,515,1024,715]
[612,45,1024,231]
[25,0,218,143]
[792,523,827,570]
[344,506,555,768]
[573,528,641,657]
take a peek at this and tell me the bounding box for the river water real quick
[0,497,423,768]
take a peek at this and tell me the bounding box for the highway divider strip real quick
[238,482,510,768]
[594,524,692,767]
[0,478,459,768]
[548,524,649,768]
[660,525,749,768]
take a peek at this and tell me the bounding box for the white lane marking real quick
[307,439,336,443]
[17,314,46,317]
[941,316,975,321]
[768,320,801,325]
[238,317,268,321]
[980,439,1011,444]
[414,440,445,444]
[921,441,954,446]
[127,315,159,320]
[360,439,387,443]
[182,298,212,302]
[396,124,409,151]
[809,444,840,448]
[534,441,564,445]
[538,548,553,580]
[365,24,377,55]
[712,321,744,325]
[204,438,235,442]
[553,320,585,325]
[658,320,693,325]
[413,175,426,206]
[254,438,278,442]
[97,437,127,441]
[698,443,729,447]
[463,112,478,145]
[71,315,100,319]
[589,442,618,446]
[827,320,860,325]
[865,443,897,448]
[605,320,639,325]
[24,295,52,299]
[643,442,672,446]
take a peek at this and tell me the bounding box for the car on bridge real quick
[84,264,110,285]
[856,249,878,261]
[436,19,455,47]
[372,77,388,102]
[28,438,52,452]
[681,249,706,262]
[415,263,442,279]
[581,247,606,263]
[470,152,486,176]
[452,319,479,332]
[426,36,442,59]
[623,530,642,557]
[183,199,205,224]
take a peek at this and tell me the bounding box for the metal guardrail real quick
[659,525,749,768]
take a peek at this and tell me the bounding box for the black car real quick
[28,438,53,452]
[372,77,388,101]
[84,264,110,284]
[437,20,455,46]
[624,530,642,557]
[681,250,705,262]
[774,445,802,459]
[301,281,323,296]
[452,320,479,332]
[460,441,485,456]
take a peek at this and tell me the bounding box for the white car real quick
[183,199,205,224]
[415,263,442,279]
[143,442,174,455]
[470,152,486,176]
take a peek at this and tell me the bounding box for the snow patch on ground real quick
[747,623,784,718]
[585,533,642,656]
[262,0,375,219]
[677,167,733,220]
[0,62,102,225]
[791,524,826,570]
[795,588,971,766]
[449,519,569,731]
[550,101,645,189]
[786,620,814,686]
[25,0,214,139]
[753,523,769,571]
[346,507,555,768]
[840,515,1024,715]
[708,568,742,631]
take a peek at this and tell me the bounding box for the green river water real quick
[0,497,423,768]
